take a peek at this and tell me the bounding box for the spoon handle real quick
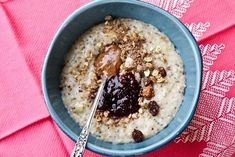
[70,125,89,157]
[70,78,106,157]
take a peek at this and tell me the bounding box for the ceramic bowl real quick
[42,0,202,156]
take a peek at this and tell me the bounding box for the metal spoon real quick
[70,77,106,157]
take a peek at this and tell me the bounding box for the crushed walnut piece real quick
[150,67,167,83]
[103,16,148,74]
[149,76,157,83]
[95,113,102,122]
[143,78,153,86]
[92,16,169,125]
[144,69,150,77]
[103,17,129,39]
[141,85,154,99]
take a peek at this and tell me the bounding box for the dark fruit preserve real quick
[97,72,140,118]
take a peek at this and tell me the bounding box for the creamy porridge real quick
[60,16,185,143]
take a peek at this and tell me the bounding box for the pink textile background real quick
[0,0,234,156]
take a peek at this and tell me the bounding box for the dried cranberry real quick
[132,129,144,142]
[148,101,160,116]
[158,67,167,77]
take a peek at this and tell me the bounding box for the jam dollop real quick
[97,72,140,118]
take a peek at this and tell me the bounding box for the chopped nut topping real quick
[156,77,166,83]
[149,76,157,83]
[131,32,138,41]
[149,47,154,51]
[143,78,153,86]
[88,87,98,102]
[102,17,149,75]
[158,53,167,63]
[138,108,143,114]
[150,68,167,83]
[104,111,109,117]
[123,35,128,42]
[144,57,152,62]
[124,57,135,69]
[139,102,145,107]
[89,17,170,121]
[102,116,108,123]
[96,42,102,48]
[103,18,129,39]
[144,69,150,77]
[137,65,144,72]
[84,62,89,67]
[106,119,114,125]
[130,32,144,43]
[134,72,141,83]
[120,69,127,75]
[96,127,101,133]
[152,69,159,78]
[105,15,113,21]
[96,116,102,122]
[96,79,102,84]
[138,97,144,103]
[124,117,130,123]
[131,113,138,119]
[146,63,154,69]
[142,85,154,98]
[155,47,161,53]
[104,21,109,25]
[162,56,167,63]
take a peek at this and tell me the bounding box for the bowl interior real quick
[42,0,201,156]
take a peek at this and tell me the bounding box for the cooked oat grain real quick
[60,18,185,143]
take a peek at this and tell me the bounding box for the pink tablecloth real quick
[0,0,235,156]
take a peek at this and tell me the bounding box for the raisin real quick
[158,67,167,77]
[132,129,144,142]
[141,85,154,99]
[148,101,160,116]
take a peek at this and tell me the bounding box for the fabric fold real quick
[0,118,68,157]
[0,5,49,139]
[0,0,235,156]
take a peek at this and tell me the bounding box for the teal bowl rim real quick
[41,0,202,156]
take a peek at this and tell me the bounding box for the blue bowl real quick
[42,0,202,156]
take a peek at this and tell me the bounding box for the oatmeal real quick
[60,16,185,143]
